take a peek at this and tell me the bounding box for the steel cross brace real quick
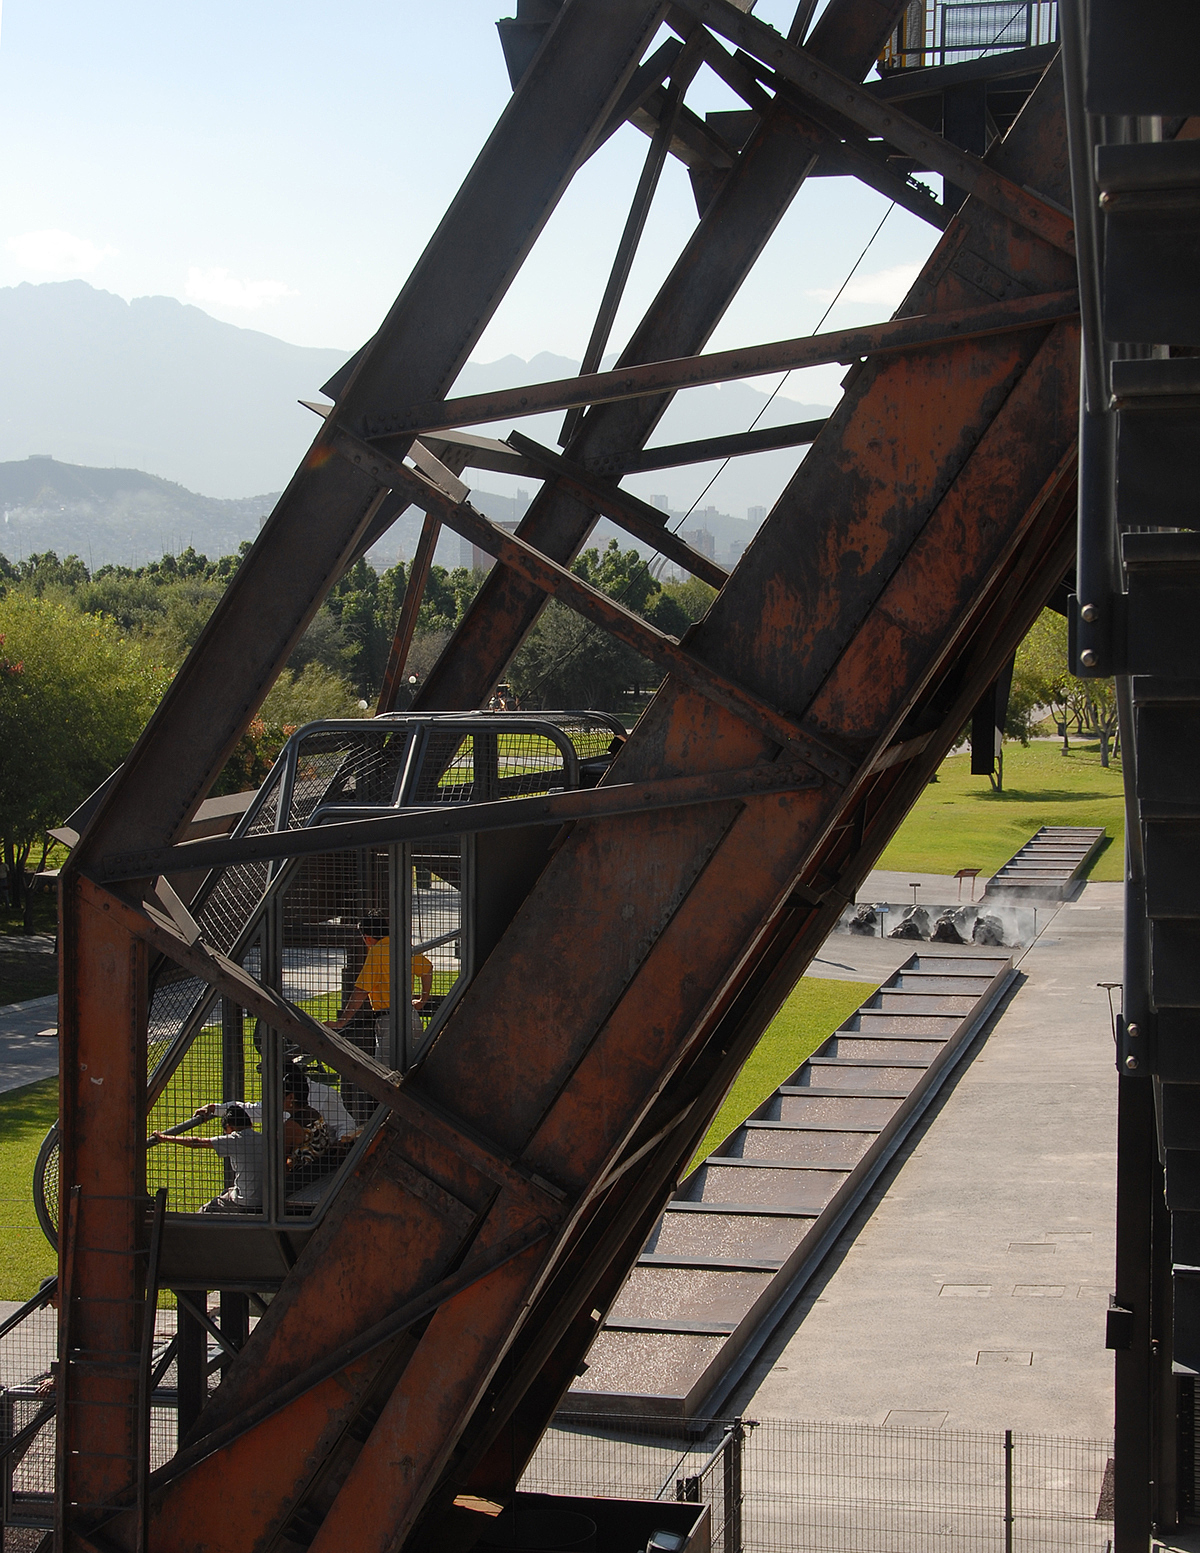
[671,0,1075,252]
[332,428,857,785]
[366,289,1079,438]
[99,761,820,881]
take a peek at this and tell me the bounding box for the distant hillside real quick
[0,282,825,518]
[0,457,278,567]
[0,281,346,499]
[0,282,832,550]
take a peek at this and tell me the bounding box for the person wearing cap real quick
[191,1065,354,1143]
[151,1103,264,1213]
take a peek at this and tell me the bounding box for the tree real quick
[0,594,172,914]
[210,663,366,796]
[504,543,717,711]
[1010,607,1120,765]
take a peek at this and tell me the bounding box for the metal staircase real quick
[1058,1,1200,1545]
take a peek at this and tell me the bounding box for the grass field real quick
[689,975,871,1172]
[877,739,1126,882]
[0,976,870,1300]
[0,1076,58,1300]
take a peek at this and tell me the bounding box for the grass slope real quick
[877,740,1126,882]
[690,976,871,1172]
[0,1077,57,1300]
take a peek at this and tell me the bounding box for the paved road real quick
[734,882,1122,1438]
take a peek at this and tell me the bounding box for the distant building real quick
[467,518,520,574]
[747,505,766,525]
[682,527,716,559]
[651,494,669,511]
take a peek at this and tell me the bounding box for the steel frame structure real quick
[50,4,1103,1550]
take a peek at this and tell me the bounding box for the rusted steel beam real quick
[334,431,856,783]
[141,1224,553,1494]
[56,881,146,1536]
[414,0,914,715]
[505,431,729,586]
[562,38,704,447]
[367,289,1078,438]
[377,512,440,713]
[98,762,818,882]
[302,308,1080,1551]
[588,415,828,476]
[815,134,949,227]
[673,0,1075,253]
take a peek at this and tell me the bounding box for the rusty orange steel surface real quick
[54,10,1080,1551]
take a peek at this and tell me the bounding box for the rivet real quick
[1127,1022,1140,1039]
[1080,602,1098,623]
[1124,1054,1139,1071]
[1080,649,1097,668]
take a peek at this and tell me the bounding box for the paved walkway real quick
[858,867,995,905]
[735,882,1122,1437]
[0,995,58,1095]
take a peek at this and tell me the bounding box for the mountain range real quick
[0,280,831,567]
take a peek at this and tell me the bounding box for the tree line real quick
[0,539,714,907]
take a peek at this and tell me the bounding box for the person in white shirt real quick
[151,1104,263,1213]
[192,1069,355,1140]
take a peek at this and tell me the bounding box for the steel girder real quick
[56,4,1079,1551]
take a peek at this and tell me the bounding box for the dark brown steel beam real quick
[866,42,1060,101]
[587,415,827,476]
[505,431,730,586]
[814,134,948,226]
[98,762,817,883]
[369,289,1078,439]
[562,37,705,447]
[674,0,1075,252]
[377,512,440,713]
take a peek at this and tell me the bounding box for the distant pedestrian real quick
[0,860,9,908]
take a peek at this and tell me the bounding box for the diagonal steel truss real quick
[53,4,1081,1550]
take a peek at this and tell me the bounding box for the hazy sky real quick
[0,2,941,409]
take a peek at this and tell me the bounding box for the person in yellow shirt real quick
[331,912,432,1057]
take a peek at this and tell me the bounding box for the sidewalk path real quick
[0,994,59,1095]
[735,881,1122,1436]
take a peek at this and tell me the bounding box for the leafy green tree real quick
[1010,608,1120,765]
[210,663,366,796]
[0,594,172,912]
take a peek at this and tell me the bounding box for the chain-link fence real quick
[522,1414,1114,1553]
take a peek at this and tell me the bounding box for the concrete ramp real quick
[985,826,1107,900]
[568,951,1014,1420]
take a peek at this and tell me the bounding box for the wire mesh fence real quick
[881,0,1058,69]
[0,1287,225,1533]
[522,1414,1115,1553]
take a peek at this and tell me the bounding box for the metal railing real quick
[521,1414,1115,1553]
[880,1,1058,70]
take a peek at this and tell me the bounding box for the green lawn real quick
[0,1076,58,1300]
[877,739,1126,882]
[689,975,872,1171]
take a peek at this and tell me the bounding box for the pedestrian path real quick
[734,882,1122,1437]
[0,995,59,1095]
